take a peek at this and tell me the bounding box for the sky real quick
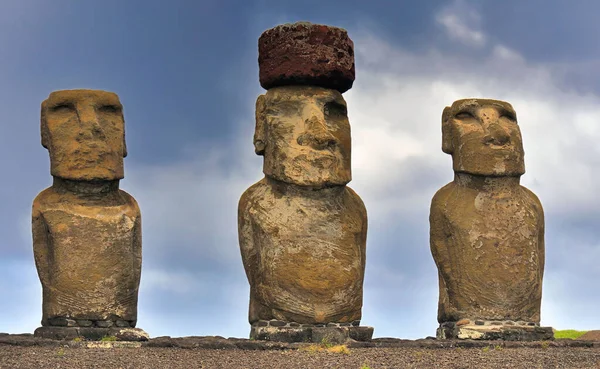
[0,0,598,339]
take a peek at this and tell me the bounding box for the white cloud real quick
[435,0,486,47]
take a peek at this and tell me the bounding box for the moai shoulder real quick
[238,22,372,343]
[32,90,146,341]
[430,98,550,341]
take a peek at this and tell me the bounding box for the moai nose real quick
[76,107,105,141]
[483,122,510,146]
[297,115,337,150]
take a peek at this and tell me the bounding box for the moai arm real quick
[131,195,142,284]
[32,196,50,289]
[429,186,453,280]
[347,187,368,272]
[238,187,259,286]
[524,187,545,279]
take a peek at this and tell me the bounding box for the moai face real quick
[442,99,525,176]
[254,86,352,187]
[41,90,127,181]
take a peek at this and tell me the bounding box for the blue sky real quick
[0,0,599,339]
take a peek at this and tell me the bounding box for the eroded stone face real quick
[255,86,351,188]
[431,99,544,326]
[41,90,126,181]
[33,90,141,329]
[442,99,525,176]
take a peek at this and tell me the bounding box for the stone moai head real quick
[254,22,355,188]
[41,89,127,181]
[442,99,525,176]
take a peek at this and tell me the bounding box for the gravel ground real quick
[2,346,600,369]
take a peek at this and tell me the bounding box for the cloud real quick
[435,0,486,47]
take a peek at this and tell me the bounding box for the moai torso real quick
[33,184,141,325]
[239,23,367,325]
[430,99,544,324]
[240,179,366,323]
[33,90,141,328]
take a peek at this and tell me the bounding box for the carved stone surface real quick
[430,99,546,336]
[239,24,368,335]
[436,321,553,341]
[32,90,143,334]
[250,323,374,344]
[258,22,355,93]
[34,327,149,342]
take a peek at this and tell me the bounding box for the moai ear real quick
[40,105,49,150]
[122,133,128,158]
[121,111,128,158]
[441,106,453,154]
[253,94,267,156]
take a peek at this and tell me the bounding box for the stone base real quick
[250,320,373,344]
[437,320,553,341]
[34,326,149,341]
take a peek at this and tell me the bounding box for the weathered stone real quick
[258,22,355,93]
[269,320,287,327]
[95,320,114,328]
[442,324,554,341]
[250,326,312,343]
[115,320,131,328]
[76,320,93,327]
[239,86,367,326]
[33,90,143,333]
[351,320,361,326]
[113,328,149,342]
[312,327,348,345]
[491,321,503,325]
[255,320,269,327]
[34,327,80,340]
[348,326,374,342]
[475,320,485,326]
[456,319,470,326]
[288,322,300,327]
[249,325,372,344]
[430,99,546,333]
[47,317,76,327]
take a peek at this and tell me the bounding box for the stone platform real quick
[250,320,374,344]
[34,327,149,341]
[437,319,554,341]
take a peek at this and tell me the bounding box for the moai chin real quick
[238,22,373,343]
[430,99,552,340]
[32,89,147,341]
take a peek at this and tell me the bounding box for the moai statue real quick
[238,22,372,343]
[430,99,552,340]
[32,90,147,341]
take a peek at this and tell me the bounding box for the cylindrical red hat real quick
[258,22,355,93]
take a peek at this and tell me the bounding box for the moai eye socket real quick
[98,105,121,114]
[51,103,73,113]
[500,112,517,122]
[454,111,475,120]
[324,101,347,118]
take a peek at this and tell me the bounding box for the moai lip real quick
[239,23,371,343]
[33,89,145,340]
[430,98,550,340]
[258,22,355,93]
